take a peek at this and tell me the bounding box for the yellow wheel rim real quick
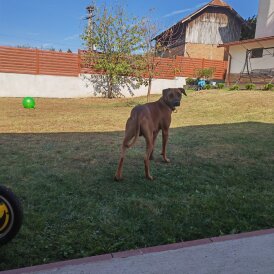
[0,196,12,236]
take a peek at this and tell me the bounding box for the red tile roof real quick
[209,0,230,8]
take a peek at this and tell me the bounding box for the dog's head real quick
[162,88,187,110]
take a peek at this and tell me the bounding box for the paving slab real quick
[2,229,274,274]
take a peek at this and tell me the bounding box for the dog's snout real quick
[173,100,181,107]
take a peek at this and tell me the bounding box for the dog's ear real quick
[178,88,187,96]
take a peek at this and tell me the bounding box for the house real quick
[154,0,245,61]
[220,0,274,85]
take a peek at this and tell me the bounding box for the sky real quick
[0,0,259,52]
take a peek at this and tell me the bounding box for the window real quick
[263,48,274,57]
[251,48,263,58]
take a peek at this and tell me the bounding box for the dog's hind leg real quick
[114,144,127,181]
[150,131,159,160]
[114,127,136,181]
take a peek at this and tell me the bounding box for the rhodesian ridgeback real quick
[114,88,187,181]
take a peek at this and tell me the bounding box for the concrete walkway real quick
[2,229,274,274]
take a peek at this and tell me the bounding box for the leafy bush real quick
[205,84,212,90]
[263,83,274,91]
[217,83,225,89]
[186,78,197,85]
[229,85,239,91]
[245,83,256,90]
[195,67,215,80]
[186,87,197,91]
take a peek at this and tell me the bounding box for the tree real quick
[141,19,184,102]
[140,18,165,102]
[81,4,146,98]
[240,16,257,40]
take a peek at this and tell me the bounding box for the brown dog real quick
[114,88,187,181]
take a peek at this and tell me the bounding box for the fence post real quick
[35,49,39,74]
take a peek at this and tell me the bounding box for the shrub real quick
[186,78,197,85]
[217,83,225,89]
[186,87,197,91]
[205,84,212,90]
[195,67,215,80]
[245,83,256,90]
[229,85,239,91]
[263,83,274,91]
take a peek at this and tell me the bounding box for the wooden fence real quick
[175,56,227,79]
[0,46,79,77]
[0,46,227,80]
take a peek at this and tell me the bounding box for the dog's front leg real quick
[161,129,170,163]
[144,134,154,180]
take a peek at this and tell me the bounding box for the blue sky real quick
[0,0,259,52]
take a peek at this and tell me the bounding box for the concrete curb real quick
[2,228,274,274]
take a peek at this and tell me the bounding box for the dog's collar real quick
[162,98,176,112]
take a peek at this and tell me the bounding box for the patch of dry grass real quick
[1,90,273,133]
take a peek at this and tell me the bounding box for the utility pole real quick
[86,5,95,51]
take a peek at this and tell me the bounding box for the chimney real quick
[255,0,274,38]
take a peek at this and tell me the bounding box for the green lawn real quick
[0,90,274,271]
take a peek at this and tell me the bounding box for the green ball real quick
[22,97,35,109]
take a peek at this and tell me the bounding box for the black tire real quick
[0,185,23,245]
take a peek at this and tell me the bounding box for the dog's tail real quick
[125,114,140,148]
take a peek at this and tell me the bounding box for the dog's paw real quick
[114,175,123,182]
[146,175,154,181]
[163,158,170,163]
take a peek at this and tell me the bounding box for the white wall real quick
[229,39,274,74]
[255,0,274,38]
[0,73,186,98]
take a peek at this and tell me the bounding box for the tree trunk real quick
[147,77,152,102]
[108,85,113,99]
[107,76,113,98]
